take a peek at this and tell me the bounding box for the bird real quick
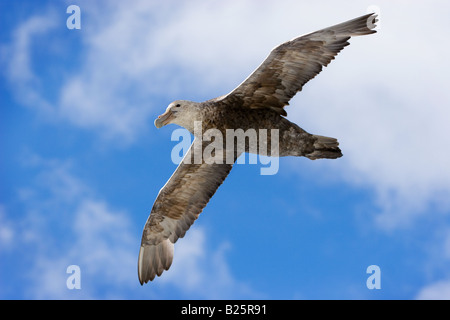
[138,13,377,284]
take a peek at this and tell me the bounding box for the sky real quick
[1,0,450,300]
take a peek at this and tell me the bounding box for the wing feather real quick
[138,140,235,284]
[221,13,377,115]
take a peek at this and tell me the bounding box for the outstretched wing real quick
[220,13,377,116]
[138,140,235,284]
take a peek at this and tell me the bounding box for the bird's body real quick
[138,13,377,284]
[176,99,340,159]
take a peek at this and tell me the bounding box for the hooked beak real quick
[154,110,174,128]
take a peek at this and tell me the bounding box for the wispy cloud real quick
[12,156,135,298]
[28,198,137,299]
[416,280,450,300]
[6,154,258,299]
[3,0,450,298]
[3,0,386,143]
[2,10,58,113]
[160,226,262,299]
[283,2,450,230]
[0,205,14,250]
[7,1,450,225]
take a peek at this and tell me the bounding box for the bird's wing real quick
[138,139,235,284]
[220,13,377,116]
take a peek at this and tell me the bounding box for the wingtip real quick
[137,239,174,285]
[329,12,379,36]
[364,12,378,33]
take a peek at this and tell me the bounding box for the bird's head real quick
[154,100,201,132]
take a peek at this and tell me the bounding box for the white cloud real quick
[2,10,57,113]
[27,198,137,299]
[416,280,450,300]
[0,205,14,250]
[285,2,450,229]
[13,157,136,298]
[4,0,450,299]
[5,0,450,229]
[160,226,260,299]
[4,0,385,142]
[11,154,256,299]
[72,199,137,285]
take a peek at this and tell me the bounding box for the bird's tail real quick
[306,135,343,160]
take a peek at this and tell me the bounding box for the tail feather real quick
[306,135,343,160]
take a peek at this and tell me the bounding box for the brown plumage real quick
[138,13,377,284]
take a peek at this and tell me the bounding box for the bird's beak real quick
[154,110,174,128]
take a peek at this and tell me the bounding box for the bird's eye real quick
[175,104,181,108]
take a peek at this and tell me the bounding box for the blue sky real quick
[1,0,450,299]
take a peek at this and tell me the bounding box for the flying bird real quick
[138,13,377,284]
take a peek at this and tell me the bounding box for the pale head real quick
[154,100,201,132]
